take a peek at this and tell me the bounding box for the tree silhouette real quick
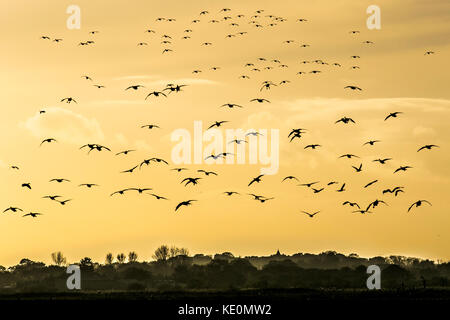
[128,251,138,263]
[117,253,126,264]
[153,245,169,261]
[105,253,114,264]
[51,251,67,266]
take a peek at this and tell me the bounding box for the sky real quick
[0,0,449,267]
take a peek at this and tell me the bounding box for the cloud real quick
[21,108,104,145]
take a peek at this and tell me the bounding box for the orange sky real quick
[0,0,449,267]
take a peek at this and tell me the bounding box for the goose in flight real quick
[408,200,431,212]
[181,177,201,186]
[364,180,378,188]
[246,131,263,137]
[335,117,355,124]
[248,194,266,201]
[3,207,23,213]
[312,188,324,193]
[353,209,372,214]
[298,181,319,188]
[339,154,359,159]
[248,174,264,186]
[58,199,72,206]
[229,139,247,145]
[121,165,138,173]
[81,75,93,81]
[250,98,270,103]
[11,165,19,170]
[363,140,380,146]
[79,183,98,188]
[221,103,243,109]
[223,191,240,196]
[43,195,61,201]
[110,189,130,196]
[125,85,145,91]
[304,144,321,150]
[260,82,277,91]
[394,166,412,173]
[172,167,188,172]
[417,145,439,152]
[50,178,70,183]
[424,51,435,55]
[302,211,320,218]
[384,112,403,121]
[205,153,225,161]
[163,84,187,93]
[373,158,392,164]
[148,194,168,200]
[343,201,360,209]
[40,138,57,146]
[382,186,404,194]
[145,91,167,99]
[366,199,387,211]
[150,157,168,165]
[61,97,77,104]
[21,183,32,189]
[208,121,229,129]
[125,188,152,194]
[116,150,135,156]
[352,164,362,172]
[336,183,346,192]
[141,124,160,130]
[175,200,197,211]
[197,170,218,176]
[258,197,274,203]
[282,176,299,182]
[23,212,43,218]
[344,85,362,91]
[93,84,105,89]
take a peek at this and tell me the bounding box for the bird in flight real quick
[384,112,403,121]
[366,199,388,211]
[302,211,320,218]
[121,165,139,173]
[417,145,439,152]
[58,199,72,206]
[394,166,412,173]
[248,174,264,186]
[207,121,229,129]
[175,200,197,211]
[352,164,362,172]
[335,117,356,124]
[373,158,392,165]
[282,176,299,182]
[126,85,145,91]
[336,183,346,192]
[141,124,160,130]
[343,201,360,209]
[43,195,61,201]
[364,180,378,188]
[298,181,319,188]
[61,97,77,104]
[79,183,98,188]
[40,138,57,146]
[344,85,362,91]
[223,191,240,196]
[363,140,380,146]
[50,178,70,183]
[3,207,23,213]
[197,170,218,176]
[148,194,169,200]
[21,183,32,189]
[23,212,43,218]
[250,98,270,103]
[116,150,135,156]
[145,91,167,99]
[339,154,359,159]
[181,177,201,186]
[408,200,432,212]
[221,103,243,109]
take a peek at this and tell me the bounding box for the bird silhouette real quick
[417,145,439,152]
[248,175,264,186]
[40,138,57,146]
[23,212,43,218]
[384,112,403,121]
[408,200,432,212]
[302,211,320,218]
[175,200,197,211]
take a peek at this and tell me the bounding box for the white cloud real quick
[21,107,104,145]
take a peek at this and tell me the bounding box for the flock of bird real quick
[4,6,439,220]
